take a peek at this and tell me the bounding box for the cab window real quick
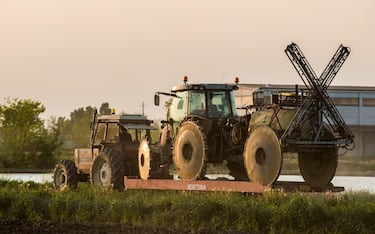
[94,123,106,145]
[189,91,206,116]
[207,91,231,118]
[170,91,187,122]
[106,123,119,143]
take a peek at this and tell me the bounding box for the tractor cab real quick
[91,114,156,146]
[155,76,239,139]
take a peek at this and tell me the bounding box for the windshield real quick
[187,90,236,118]
[170,91,187,122]
[207,91,232,118]
[189,91,206,116]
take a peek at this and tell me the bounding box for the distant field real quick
[282,154,375,176]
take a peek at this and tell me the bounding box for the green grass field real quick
[281,154,375,176]
[1,180,375,233]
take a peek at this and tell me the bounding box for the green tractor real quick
[138,76,250,181]
[53,111,160,190]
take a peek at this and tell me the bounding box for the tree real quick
[99,102,111,115]
[56,102,112,151]
[69,106,96,148]
[0,98,60,168]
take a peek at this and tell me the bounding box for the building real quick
[235,84,375,157]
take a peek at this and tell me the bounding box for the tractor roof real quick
[172,83,238,93]
[97,114,153,124]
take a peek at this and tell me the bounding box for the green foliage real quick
[1,180,375,233]
[150,121,161,143]
[99,102,111,115]
[57,102,111,150]
[0,98,60,169]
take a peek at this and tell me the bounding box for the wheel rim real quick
[243,125,282,186]
[298,149,338,188]
[92,157,111,188]
[173,121,206,180]
[182,143,193,161]
[138,140,151,180]
[54,167,66,189]
[53,160,78,191]
[99,162,111,185]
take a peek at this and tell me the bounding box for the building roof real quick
[238,84,375,92]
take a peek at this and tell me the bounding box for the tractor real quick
[138,76,251,181]
[139,43,354,189]
[53,110,160,190]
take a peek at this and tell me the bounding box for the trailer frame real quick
[124,177,344,193]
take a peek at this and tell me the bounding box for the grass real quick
[281,154,375,176]
[1,180,375,233]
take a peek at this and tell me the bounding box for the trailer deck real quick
[124,177,345,193]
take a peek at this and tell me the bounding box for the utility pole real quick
[141,102,146,115]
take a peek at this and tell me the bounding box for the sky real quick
[0,1,374,121]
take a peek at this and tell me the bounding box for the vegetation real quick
[0,98,60,169]
[0,99,116,169]
[0,180,374,233]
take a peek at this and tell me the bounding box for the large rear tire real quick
[173,121,206,180]
[91,148,124,190]
[243,125,282,186]
[138,139,151,180]
[53,159,78,191]
[298,148,338,189]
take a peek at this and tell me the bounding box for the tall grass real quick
[1,180,375,233]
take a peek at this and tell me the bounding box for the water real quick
[0,173,53,184]
[279,175,375,193]
[1,173,375,193]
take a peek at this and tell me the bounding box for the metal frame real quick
[282,43,354,150]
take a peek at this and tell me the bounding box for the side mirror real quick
[154,94,160,106]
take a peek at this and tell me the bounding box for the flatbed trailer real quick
[124,177,344,193]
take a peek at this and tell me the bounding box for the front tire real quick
[243,125,282,186]
[91,148,124,190]
[138,139,151,180]
[53,159,78,191]
[173,121,206,180]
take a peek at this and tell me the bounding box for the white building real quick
[235,84,375,157]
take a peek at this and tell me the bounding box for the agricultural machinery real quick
[53,111,160,190]
[139,43,354,189]
[53,43,354,192]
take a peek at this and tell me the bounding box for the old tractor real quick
[140,43,354,189]
[53,111,159,190]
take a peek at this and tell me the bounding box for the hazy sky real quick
[1,1,374,121]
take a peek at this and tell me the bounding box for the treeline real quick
[0,98,114,169]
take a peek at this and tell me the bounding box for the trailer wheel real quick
[91,148,124,190]
[138,139,151,180]
[243,125,282,186]
[53,159,78,191]
[173,121,206,180]
[298,148,338,189]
